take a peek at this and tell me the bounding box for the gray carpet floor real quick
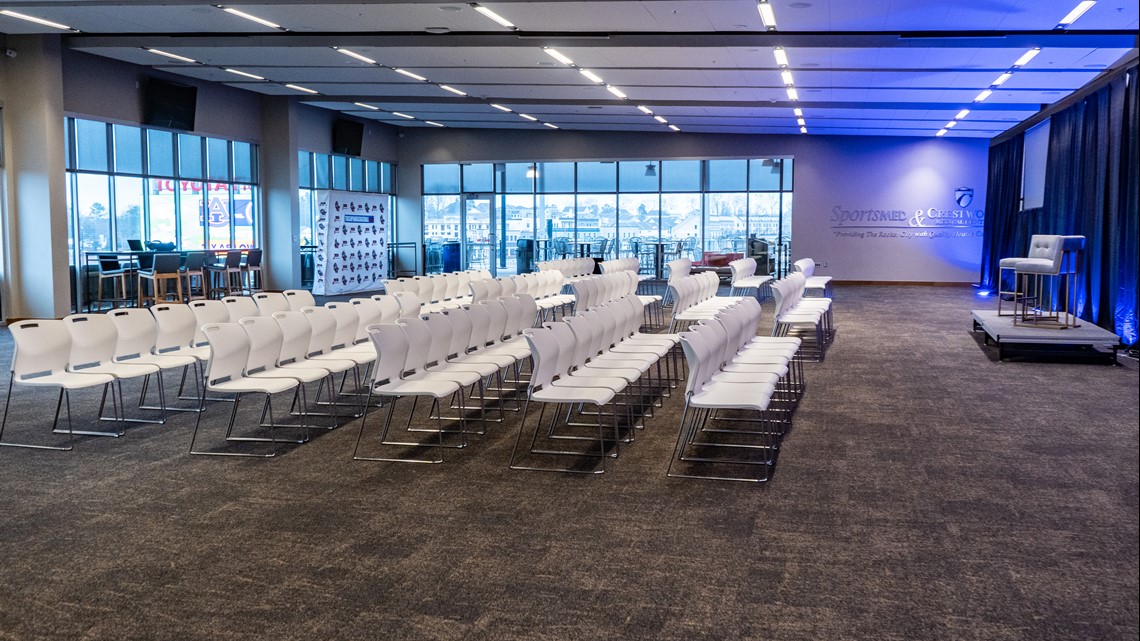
[1,285,1137,641]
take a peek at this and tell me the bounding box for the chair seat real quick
[711,371,781,386]
[806,276,831,287]
[576,364,644,382]
[249,366,329,385]
[723,361,789,377]
[532,385,615,406]
[118,353,198,369]
[73,362,159,378]
[373,379,457,398]
[690,384,774,410]
[999,257,1025,268]
[1015,258,1061,274]
[17,371,114,390]
[210,376,297,395]
[554,374,628,392]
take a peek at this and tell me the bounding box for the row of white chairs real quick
[510,294,680,474]
[470,271,575,321]
[537,258,595,280]
[728,257,773,298]
[667,272,747,333]
[355,294,545,463]
[771,272,833,362]
[669,297,804,482]
[382,270,492,312]
[661,258,693,307]
[570,271,664,327]
[792,258,834,298]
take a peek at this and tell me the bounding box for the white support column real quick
[1,35,70,320]
[259,95,301,290]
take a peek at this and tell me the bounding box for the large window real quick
[65,118,260,260]
[421,157,794,276]
[297,152,396,247]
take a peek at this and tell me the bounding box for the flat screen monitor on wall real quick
[143,78,198,131]
[333,119,364,156]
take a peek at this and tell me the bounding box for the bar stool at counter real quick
[137,253,184,308]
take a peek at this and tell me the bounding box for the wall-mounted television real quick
[143,78,198,131]
[332,118,364,156]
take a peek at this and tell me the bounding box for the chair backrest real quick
[421,313,455,367]
[370,295,402,324]
[245,248,262,267]
[238,316,284,374]
[253,292,290,317]
[390,291,422,319]
[224,250,243,268]
[151,304,197,353]
[479,300,510,345]
[9,320,73,380]
[201,323,250,386]
[382,279,405,294]
[469,279,490,304]
[301,306,339,356]
[283,289,316,311]
[152,252,181,273]
[97,254,123,273]
[63,314,118,367]
[368,324,410,385]
[350,298,384,343]
[189,299,230,346]
[396,316,433,374]
[222,296,260,323]
[498,277,517,298]
[183,251,208,271]
[324,301,361,349]
[108,308,160,359]
[1026,234,1065,272]
[464,303,493,351]
[442,308,474,359]
[272,311,312,365]
[522,327,559,391]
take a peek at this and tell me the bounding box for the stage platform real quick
[971,309,1122,363]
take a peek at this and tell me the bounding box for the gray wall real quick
[396,128,989,282]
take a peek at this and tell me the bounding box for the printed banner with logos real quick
[313,190,388,295]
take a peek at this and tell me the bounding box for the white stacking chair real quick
[352,323,465,464]
[222,295,260,323]
[390,291,422,319]
[189,323,304,457]
[253,292,290,317]
[108,308,200,413]
[64,313,167,430]
[272,310,362,417]
[238,316,331,431]
[369,295,402,325]
[793,258,833,298]
[283,289,316,311]
[1,320,115,450]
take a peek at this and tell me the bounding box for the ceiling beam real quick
[67,30,1139,50]
[295,96,1042,111]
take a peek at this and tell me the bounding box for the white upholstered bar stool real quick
[1012,235,1064,327]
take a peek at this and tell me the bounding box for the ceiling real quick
[3,0,1138,137]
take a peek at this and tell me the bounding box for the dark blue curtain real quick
[978,134,1024,292]
[997,63,1138,345]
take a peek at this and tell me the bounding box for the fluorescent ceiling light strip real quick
[225,68,265,80]
[147,48,197,64]
[1058,0,1096,26]
[793,107,803,117]
[335,48,377,65]
[945,121,957,128]
[800,126,808,134]
[606,86,627,99]
[285,84,318,94]
[974,89,993,102]
[354,102,380,110]
[637,105,653,115]
[773,47,789,67]
[668,125,680,132]
[936,129,948,136]
[543,48,574,66]
[439,84,467,96]
[425,121,445,127]
[471,4,516,29]
[955,109,970,120]
[391,112,415,119]
[221,6,281,29]
[543,123,559,129]
[394,68,427,82]
[1013,48,1041,68]
[797,117,806,126]
[519,113,538,121]
[0,9,73,30]
[780,70,794,85]
[653,115,668,124]
[757,1,777,29]
[786,87,799,101]
[490,103,512,112]
[991,72,1013,86]
[579,69,604,84]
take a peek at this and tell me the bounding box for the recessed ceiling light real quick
[439,84,467,96]
[579,69,604,84]
[606,86,627,99]
[757,0,777,30]
[225,68,265,80]
[543,123,559,129]
[974,89,993,102]
[425,26,450,34]
[793,107,803,116]
[335,48,377,65]
[654,115,668,124]
[945,120,957,128]
[780,70,795,85]
[800,125,808,134]
[394,68,427,81]
[543,47,574,66]
[470,3,516,29]
[391,112,415,119]
[219,6,281,30]
[773,47,789,67]
[425,121,445,127]
[786,87,799,101]
[936,129,948,136]
[354,102,380,110]
[0,9,75,31]
[519,113,538,121]
[146,48,197,64]
[991,72,1013,86]
[668,125,681,132]
[637,105,653,114]
[1012,48,1041,67]
[284,83,318,94]
[490,103,512,112]
[796,117,806,126]
[1057,0,1096,27]
[955,109,970,119]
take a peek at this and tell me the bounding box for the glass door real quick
[461,193,495,275]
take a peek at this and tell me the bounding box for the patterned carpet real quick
[0,285,1136,641]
